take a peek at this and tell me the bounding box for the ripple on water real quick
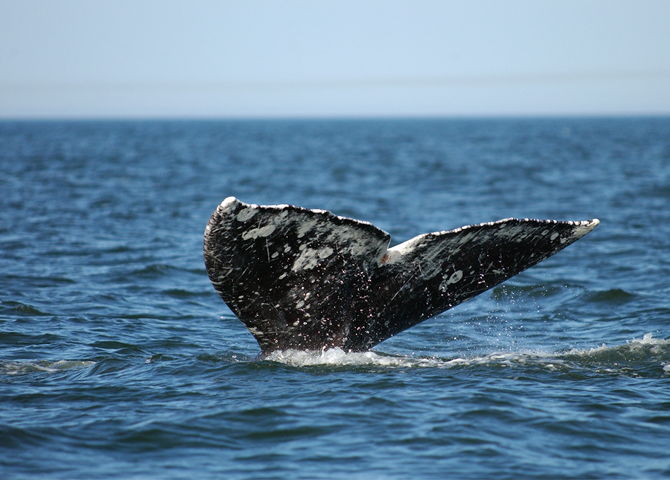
[583,288,638,305]
[0,359,95,376]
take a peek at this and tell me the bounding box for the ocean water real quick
[1,118,670,479]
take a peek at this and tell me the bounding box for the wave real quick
[563,333,670,374]
[0,360,95,376]
[566,333,669,357]
[265,333,670,374]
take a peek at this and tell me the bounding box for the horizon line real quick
[2,113,670,122]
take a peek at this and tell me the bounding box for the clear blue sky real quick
[1,0,669,118]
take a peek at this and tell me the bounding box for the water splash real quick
[265,348,439,368]
[264,333,670,374]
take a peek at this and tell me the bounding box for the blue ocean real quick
[1,118,670,479]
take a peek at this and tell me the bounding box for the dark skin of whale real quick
[204,197,598,354]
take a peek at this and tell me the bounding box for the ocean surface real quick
[1,118,670,479]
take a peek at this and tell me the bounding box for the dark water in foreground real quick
[1,118,670,479]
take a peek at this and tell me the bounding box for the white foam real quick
[262,333,670,372]
[265,348,555,369]
[265,348,442,368]
[565,333,670,357]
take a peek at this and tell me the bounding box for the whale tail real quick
[204,197,598,354]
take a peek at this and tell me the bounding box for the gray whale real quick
[204,197,598,354]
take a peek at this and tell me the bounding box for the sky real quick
[1,0,669,118]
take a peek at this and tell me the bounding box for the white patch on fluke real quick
[384,236,424,264]
[241,224,276,240]
[440,270,463,292]
[572,219,600,239]
[292,246,334,271]
[236,207,258,222]
[220,196,237,209]
[248,327,263,337]
[297,219,318,238]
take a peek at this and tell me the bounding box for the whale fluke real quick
[203,197,598,354]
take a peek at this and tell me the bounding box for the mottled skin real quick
[204,197,598,354]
